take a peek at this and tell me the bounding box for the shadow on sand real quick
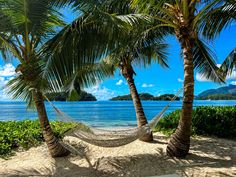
[2,135,235,177]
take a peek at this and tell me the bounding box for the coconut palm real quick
[43,0,162,142]
[103,29,168,141]
[132,0,224,157]
[0,0,70,157]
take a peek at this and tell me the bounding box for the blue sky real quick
[0,9,235,101]
[85,29,236,100]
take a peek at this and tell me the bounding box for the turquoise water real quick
[0,100,236,127]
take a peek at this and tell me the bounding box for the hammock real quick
[44,86,184,148]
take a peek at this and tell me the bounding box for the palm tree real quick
[43,0,163,142]
[0,0,70,157]
[103,29,168,141]
[133,0,224,157]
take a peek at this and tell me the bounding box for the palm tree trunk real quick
[33,90,70,157]
[166,36,194,157]
[121,64,153,142]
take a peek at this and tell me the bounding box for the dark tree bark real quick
[166,15,195,157]
[121,64,153,142]
[33,91,70,157]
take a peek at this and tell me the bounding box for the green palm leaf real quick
[193,38,224,83]
[6,76,35,108]
[0,0,64,38]
[220,48,236,78]
[202,0,236,38]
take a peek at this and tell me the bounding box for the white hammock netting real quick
[45,86,184,148]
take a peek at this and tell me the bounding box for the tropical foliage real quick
[0,0,70,157]
[43,0,151,95]
[0,0,235,159]
[203,0,236,78]
[0,120,88,157]
[102,20,169,141]
[155,106,236,139]
[43,0,169,142]
[131,0,225,157]
[202,0,236,38]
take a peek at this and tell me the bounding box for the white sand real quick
[0,132,235,177]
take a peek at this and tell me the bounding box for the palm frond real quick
[193,38,224,83]
[220,48,236,78]
[0,10,15,32]
[0,0,64,40]
[6,75,35,108]
[46,60,115,94]
[0,33,23,62]
[201,0,236,39]
[42,10,153,88]
[134,42,169,68]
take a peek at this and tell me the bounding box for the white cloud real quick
[230,81,236,85]
[196,73,211,82]
[116,79,123,86]
[0,63,16,77]
[0,90,8,100]
[142,83,154,88]
[226,70,236,80]
[84,85,115,100]
[0,77,8,89]
[0,64,16,100]
[0,64,16,89]
[177,78,183,82]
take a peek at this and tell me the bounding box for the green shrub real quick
[0,120,87,157]
[154,106,236,139]
[155,110,181,135]
[192,106,236,138]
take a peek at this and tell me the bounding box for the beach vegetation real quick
[0,120,85,158]
[154,106,236,139]
[0,0,70,157]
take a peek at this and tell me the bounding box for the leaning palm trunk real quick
[121,65,153,142]
[33,90,70,157]
[166,30,194,157]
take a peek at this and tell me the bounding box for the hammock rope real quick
[43,84,190,148]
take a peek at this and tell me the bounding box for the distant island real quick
[46,90,97,101]
[110,85,236,101]
[196,84,236,100]
[110,93,180,101]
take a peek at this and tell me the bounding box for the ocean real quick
[0,100,236,128]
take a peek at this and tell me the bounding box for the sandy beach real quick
[0,132,235,177]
